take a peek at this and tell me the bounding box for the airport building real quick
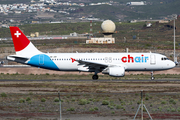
[126,1,146,6]
[86,20,116,44]
[86,38,115,44]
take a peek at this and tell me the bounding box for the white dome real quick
[101,20,116,33]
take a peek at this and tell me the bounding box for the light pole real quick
[58,91,62,120]
[173,14,177,63]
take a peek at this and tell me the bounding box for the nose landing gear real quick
[151,71,155,80]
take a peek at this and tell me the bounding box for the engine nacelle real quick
[109,66,125,77]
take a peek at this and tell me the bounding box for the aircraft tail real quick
[9,26,42,57]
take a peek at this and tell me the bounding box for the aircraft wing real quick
[6,55,30,64]
[76,59,108,69]
[72,58,127,72]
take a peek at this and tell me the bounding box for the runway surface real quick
[0,79,180,82]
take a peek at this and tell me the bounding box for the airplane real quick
[7,26,175,80]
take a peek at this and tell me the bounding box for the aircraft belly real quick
[125,63,152,71]
[55,61,78,71]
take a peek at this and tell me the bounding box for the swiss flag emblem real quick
[14,31,21,38]
[10,26,30,52]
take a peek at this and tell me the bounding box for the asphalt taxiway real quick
[0,79,180,82]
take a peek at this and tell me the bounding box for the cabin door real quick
[150,55,156,65]
[39,55,44,65]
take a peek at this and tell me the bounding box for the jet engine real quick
[109,66,125,77]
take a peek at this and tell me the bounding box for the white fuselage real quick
[8,26,176,80]
[30,52,175,71]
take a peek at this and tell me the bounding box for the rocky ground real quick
[0,66,179,120]
[0,80,180,120]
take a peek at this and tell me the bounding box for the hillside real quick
[0,17,180,52]
[0,0,180,21]
[0,0,31,4]
[71,0,180,21]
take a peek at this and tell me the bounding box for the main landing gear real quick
[92,75,99,80]
[92,70,99,80]
[151,71,155,80]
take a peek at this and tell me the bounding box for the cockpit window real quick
[161,57,169,60]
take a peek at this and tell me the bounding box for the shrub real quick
[71,97,76,102]
[121,101,126,105]
[54,97,59,102]
[169,98,176,104]
[41,98,46,102]
[116,105,124,109]
[67,107,75,111]
[19,98,25,103]
[89,108,95,111]
[177,107,180,112]
[150,104,153,107]
[94,107,98,111]
[171,108,176,112]
[89,98,93,101]
[26,97,31,101]
[1,92,7,97]
[158,107,162,111]
[108,105,114,109]
[102,100,109,105]
[167,108,170,112]
[79,99,87,105]
[161,100,167,104]
[137,100,141,104]
[145,97,149,100]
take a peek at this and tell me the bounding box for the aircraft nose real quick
[167,61,176,69]
[170,61,176,68]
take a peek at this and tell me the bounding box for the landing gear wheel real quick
[151,76,155,80]
[92,75,98,80]
[151,71,155,80]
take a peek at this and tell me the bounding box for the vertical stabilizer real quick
[10,26,42,56]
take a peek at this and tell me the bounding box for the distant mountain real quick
[72,0,180,21]
[0,0,31,4]
[0,0,179,21]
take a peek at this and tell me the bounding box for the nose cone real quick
[169,61,176,68]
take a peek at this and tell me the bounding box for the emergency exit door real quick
[150,55,156,65]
